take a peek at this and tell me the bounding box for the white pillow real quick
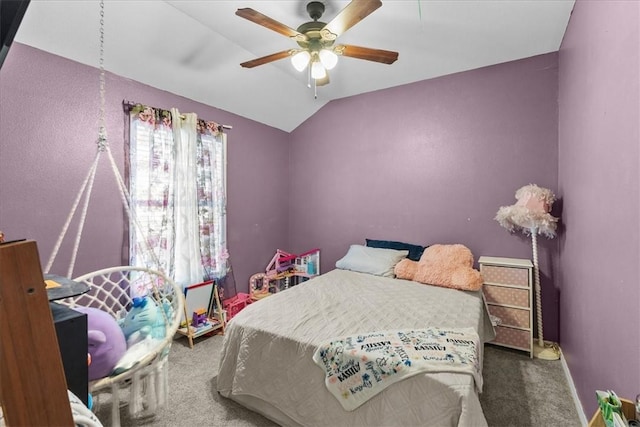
[335,244,409,278]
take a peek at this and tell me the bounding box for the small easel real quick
[176,281,226,348]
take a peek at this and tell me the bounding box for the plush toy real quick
[111,336,157,376]
[119,296,168,347]
[74,306,127,381]
[394,244,483,291]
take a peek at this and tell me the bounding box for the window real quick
[126,105,227,288]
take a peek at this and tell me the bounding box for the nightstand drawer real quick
[483,284,530,307]
[487,304,530,328]
[481,265,529,287]
[493,326,531,351]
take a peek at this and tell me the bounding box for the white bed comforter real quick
[217,269,495,427]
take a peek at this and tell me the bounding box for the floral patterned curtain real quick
[127,104,227,289]
[195,119,228,280]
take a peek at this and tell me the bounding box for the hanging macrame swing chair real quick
[45,2,184,426]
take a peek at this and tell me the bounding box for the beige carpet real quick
[94,334,582,426]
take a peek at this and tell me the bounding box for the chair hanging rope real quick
[46,3,185,425]
[45,0,162,278]
[44,150,101,276]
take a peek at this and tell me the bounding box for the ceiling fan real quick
[236,0,399,89]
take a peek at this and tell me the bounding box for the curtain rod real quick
[122,100,233,129]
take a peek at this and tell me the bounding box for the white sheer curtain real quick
[127,104,227,289]
[171,110,204,285]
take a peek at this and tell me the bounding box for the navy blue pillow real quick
[365,239,427,261]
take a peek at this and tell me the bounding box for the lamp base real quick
[533,341,560,360]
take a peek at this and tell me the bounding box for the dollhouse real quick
[249,249,320,301]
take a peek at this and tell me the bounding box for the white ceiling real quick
[15,0,575,132]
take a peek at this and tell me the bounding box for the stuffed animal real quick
[394,244,483,291]
[111,336,156,376]
[74,306,127,381]
[119,296,168,347]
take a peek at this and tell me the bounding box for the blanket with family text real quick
[312,327,482,411]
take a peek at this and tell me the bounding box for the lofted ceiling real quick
[14,0,575,132]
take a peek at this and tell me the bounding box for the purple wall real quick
[0,43,290,292]
[290,53,561,342]
[8,18,634,416]
[558,0,640,416]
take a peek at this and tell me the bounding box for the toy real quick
[222,293,252,320]
[191,308,208,328]
[295,249,319,275]
[111,335,156,376]
[266,249,297,273]
[394,244,483,291]
[74,306,127,381]
[119,296,169,347]
[250,248,320,301]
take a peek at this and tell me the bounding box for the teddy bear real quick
[394,244,483,291]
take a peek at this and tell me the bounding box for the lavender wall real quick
[5,12,633,417]
[289,53,561,342]
[558,0,640,416]
[0,43,290,292]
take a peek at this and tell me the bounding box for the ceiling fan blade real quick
[321,0,382,40]
[240,50,293,68]
[236,8,307,40]
[337,44,398,64]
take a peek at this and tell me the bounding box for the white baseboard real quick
[559,346,588,425]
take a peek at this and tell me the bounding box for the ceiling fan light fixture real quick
[319,49,338,70]
[311,60,327,79]
[236,1,399,88]
[291,50,311,71]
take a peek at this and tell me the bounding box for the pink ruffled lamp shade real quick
[495,184,558,238]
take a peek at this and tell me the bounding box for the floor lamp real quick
[495,184,560,360]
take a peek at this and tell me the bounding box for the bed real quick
[217,266,495,426]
